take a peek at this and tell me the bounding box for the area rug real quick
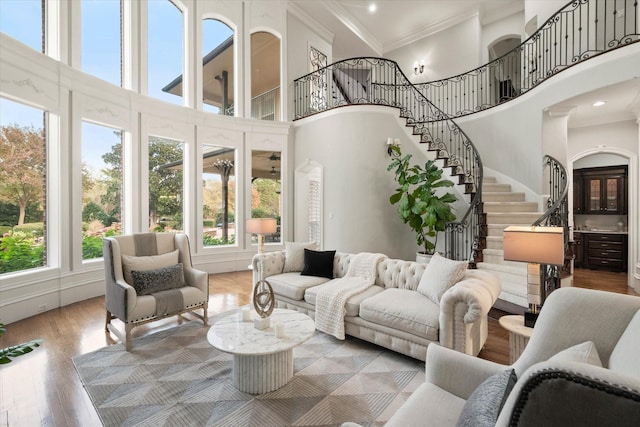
[73,319,424,427]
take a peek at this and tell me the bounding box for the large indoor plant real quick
[387,144,457,257]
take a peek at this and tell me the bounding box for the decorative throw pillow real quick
[121,249,179,285]
[301,249,336,279]
[283,241,317,272]
[131,263,185,296]
[549,341,602,367]
[456,369,518,427]
[417,252,468,303]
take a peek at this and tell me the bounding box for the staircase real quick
[476,176,543,310]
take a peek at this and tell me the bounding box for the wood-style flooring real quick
[0,268,635,426]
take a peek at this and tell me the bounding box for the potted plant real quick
[387,144,457,261]
[0,322,42,364]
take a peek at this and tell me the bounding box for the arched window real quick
[0,0,44,53]
[202,19,234,115]
[149,0,183,105]
[81,0,122,86]
[250,32,280,121]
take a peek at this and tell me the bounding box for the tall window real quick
[0,0,44,53]
[250,32,280,121]
[148,136,183,232]
[202,19,234,115]
[0,98,47,274]
[81,0,122,86]
[81,122,123,260]
[202,145,236,246]
[149,0,183,104]
[251,150,281,244]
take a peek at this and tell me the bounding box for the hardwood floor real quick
[0,268,636,426]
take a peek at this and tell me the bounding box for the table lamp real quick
[503,226,564,327]
[246,218,277,254]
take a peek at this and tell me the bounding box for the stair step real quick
[483,176,497,184]
[483,183,511,192]
[477,262,528,307]
[486,236,504,249]
[486,212,543,225]
[483,192,525,202]
[483,202,539,213]
[482,248,528,266]
[487,224,510,237]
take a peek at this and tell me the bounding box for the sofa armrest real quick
[439,270,501,355]
[251,250,286,284]
[496,360,640,426]
[426,344,507,400]
[184,266,208,295]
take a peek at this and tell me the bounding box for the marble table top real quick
[207,308,315,356]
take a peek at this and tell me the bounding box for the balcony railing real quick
[252,87,280,121]
[415,0,639,118]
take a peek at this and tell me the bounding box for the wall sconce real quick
[413,60,425,75]
[503,226,564,327]
[386,137,401,156]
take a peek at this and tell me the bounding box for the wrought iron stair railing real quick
[414,0,639,118]
[293,58,484,264]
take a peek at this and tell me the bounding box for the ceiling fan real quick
[269,152,281,161]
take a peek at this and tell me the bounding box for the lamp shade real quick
[503,226,564,266]
[246,218,277,234]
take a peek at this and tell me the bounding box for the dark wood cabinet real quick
[577,233,627,272]
[574,166,627,215]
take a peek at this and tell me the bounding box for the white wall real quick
[481,11,525,63]
[569,121,638,159]
[385,15,482,83]
[524,0,568,28]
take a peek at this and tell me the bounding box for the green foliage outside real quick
[13,222,44,237]
[203,234,236,246]
[0,232,44,273]
[82,235,104,259]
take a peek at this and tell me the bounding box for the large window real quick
[202,145,236,246]
[81,0,122,86]
[251,150,281,244]
[202,19,234,115]
[149,0,183,104]
[0,0,43,53]
[148,136,184,232]
[0,98,47,274]
[250,32,280,121]
[81,122,123,260]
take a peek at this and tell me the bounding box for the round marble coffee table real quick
[207,308,315,394]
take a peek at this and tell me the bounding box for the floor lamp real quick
[503,226,564,327]
[246,218,277,254]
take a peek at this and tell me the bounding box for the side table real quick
[498,315,533,364]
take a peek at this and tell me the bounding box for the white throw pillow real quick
[549,341,602,367]
[282,241,317,273]
[121,249,179,285]
[609,309,640,380]
[417,253,468,303]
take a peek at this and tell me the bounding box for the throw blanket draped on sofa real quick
[315,253,387,339]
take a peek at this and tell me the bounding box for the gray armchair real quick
[103,232,209,350]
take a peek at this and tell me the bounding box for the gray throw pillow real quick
[131,263,186,296]
[456,369,517,427]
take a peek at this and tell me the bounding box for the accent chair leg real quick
[105,310,112,331]
[203,303,209,326]
[124,323,133,351]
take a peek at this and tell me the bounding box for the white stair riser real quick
[486,213,542,224]
[483,176,497,183]
[483,183,511,192]
[483,202,539,213]
[483,192,525,202]
[486,237,504,250]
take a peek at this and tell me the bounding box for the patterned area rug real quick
[73,319,424,427]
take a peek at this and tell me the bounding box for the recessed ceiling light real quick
[369,3,377,13]
[593,101,606,107]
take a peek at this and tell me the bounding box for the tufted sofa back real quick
[333,253,427,291]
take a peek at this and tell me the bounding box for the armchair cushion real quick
[131,263,186,296]
[417,253,468,304]
[283,241,317,272]
[121,249,179,285]
[549,341,602,367]
[609,309,640,380]
[456,369,517,427]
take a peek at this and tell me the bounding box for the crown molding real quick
[287,2,334,45]
[384,9,480,53]
[324,0,383,56]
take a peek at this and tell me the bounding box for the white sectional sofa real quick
[252,249,501,360]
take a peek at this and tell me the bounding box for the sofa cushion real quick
[549,341,602,367]
[417,253,468,304]
[385,382,466,427]
[305,283,384,317]
[301,249,336,279]
[267,272,330,301]
[359,288,439,341]
[609,309,640,380]
[131,263,186,295]
[121,249,180,285]
[456,369,517,427]
[283,241,317,273]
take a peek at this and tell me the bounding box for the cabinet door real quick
[603,176,622,213]
[573,172,583,213]
[574,233,583,267]
[585,177,602,213]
